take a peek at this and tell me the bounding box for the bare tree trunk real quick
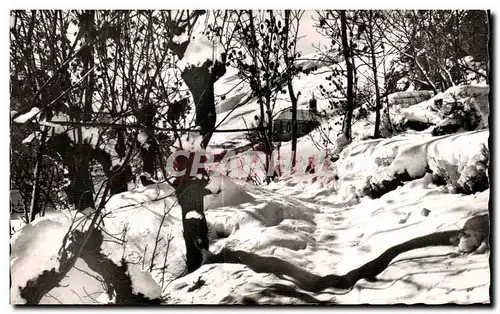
[284,10,298,168]
[181,64,221,148]
[265,94,275,183]
[340,11,354,141]
[247,10,274,180]
[140,131,157,177]
[28,128,48,222]
[81,10,95,122]
[172,36,226,272]
[173,65,215,271]
[368,12,383,139]
[172,164,210,273]
[289,84,298,168]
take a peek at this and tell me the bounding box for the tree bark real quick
[172,153,210,273]
[340,11,354,141]
[174,43,225,272]
[181,60,225,148]
[368,12,383,139]
[81,10,95,122]
[28,127,48,222]
[140,136,156,177]
[283,10,298,168]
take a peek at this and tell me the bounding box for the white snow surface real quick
[11,128,490,304]
[13,107,40,123]
[177,34,224,72]
[172,32,189,44]
[10,212,77,304]
[9,48,490,304]
[126,265,162,300]
[185,211,203,220]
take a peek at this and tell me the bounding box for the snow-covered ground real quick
[9,48,490,305]
[10,126,490,304]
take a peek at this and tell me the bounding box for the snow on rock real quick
[13,107,40,123]
[99,183,186,281]
[396,101,443,126]
[10,213,74,304]
[439,85,490,128]
[387,91,434,108]
[177,34,223,72]
[393,85,490,132]
[126,264,162,300]
[332,130,489,202]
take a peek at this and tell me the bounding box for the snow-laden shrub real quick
[432,96,483,136]
[430,157,460,190]
[442,96,482,129]
[361,169,412,199]
[431,86,489,136]
[456,144,489,194]
[430,143,489,195]
[432,118,463,136]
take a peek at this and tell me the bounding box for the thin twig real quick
[45,293,64,304]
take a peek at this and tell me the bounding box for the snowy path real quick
[166,174,489,304]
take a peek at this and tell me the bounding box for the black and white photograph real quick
[9,9,491,305]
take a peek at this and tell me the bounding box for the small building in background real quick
[273,109,320,142]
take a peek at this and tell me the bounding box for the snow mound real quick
[204,176,255,210]
[10,183,187,304]
[334,130,489,201]
[10,213,74,304]
[99,183,187,280]
[205,177,317,245]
